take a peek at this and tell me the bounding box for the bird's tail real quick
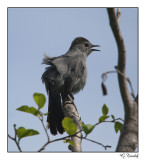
[47,91,64,135]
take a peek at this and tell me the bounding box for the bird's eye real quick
[84,43,89,47]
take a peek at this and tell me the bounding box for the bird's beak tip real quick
[91,45,100,52]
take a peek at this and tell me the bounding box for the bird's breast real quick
[71,63,87,94]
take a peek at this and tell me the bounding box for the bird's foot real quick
[63,94,75,106]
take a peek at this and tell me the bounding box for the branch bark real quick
[107,8,138,152]
[62,95,82,152]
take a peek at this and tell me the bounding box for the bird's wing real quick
[50,55,73,74]
[42,53,84,81]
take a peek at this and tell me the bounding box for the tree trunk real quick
[107,8,138,152]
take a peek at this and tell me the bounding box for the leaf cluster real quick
[99,104,123,133]
[15,93,46,140]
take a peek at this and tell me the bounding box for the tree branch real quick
[83,137,111,150]
[39,115,50,141]
[107,8,132,106]
[8,124,22,152]
[62,94,82,152]
[107,8,138,152]
[37,129,83,152]
[101,67,136,99]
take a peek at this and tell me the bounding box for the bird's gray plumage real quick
[42,37,100,135]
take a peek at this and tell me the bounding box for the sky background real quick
[8,8,138,152]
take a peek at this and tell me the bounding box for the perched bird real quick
[42,37,100,135]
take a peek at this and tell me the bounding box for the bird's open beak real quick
[91,45,100,51]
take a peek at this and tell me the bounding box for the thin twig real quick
[8,124,22,152]
[37,129,83,152]
[39,115,50,141]
[115,66,136,99]
[14,124,17,139]
[102,70,117,81]
[95,118,124,126]
[127,78,136,99]
[74,135,111,150]
[113,118,124,122]
[101,67,136,99]
[83,137,111,150]
[38,136,67,152]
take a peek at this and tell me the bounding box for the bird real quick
[42,37,100,135]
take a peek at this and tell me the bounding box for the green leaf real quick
[111,115,115,121]
[33,92,46,109]
[64,139,74,146]
[102,104,109,116]
[99,115,109,122]
[114,122,123,133]
[16,127,39,140]
[16,105,39,116]
[62,117,77,135]
[82,124,95,136]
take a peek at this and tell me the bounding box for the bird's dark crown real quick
[71,37,90,46]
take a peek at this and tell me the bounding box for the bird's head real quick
[69,37,100,56]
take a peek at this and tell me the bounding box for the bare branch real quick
[83,137,111,150]
[38,136,66,152]
[107,8,138,152]
[8,124,22,152]
[75,134,111,150]
[101,67,136,99]
[37,129,83,152]
[107,8,132,105]
[94,118,124,127]
[39,115,50,141]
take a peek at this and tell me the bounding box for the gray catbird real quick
[42,37,100,135]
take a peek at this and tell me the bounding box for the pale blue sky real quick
[8,8,137,152]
